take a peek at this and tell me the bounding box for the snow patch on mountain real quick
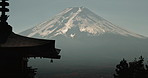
[25,7,145,39]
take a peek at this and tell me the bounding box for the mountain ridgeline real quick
[21,7,148,78]
[21,7,145,39]
[21,6,148,58]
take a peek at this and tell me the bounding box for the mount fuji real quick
[21,7,145,39]
[20,7,148,78]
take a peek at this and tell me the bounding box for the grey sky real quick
[7,0,148,37]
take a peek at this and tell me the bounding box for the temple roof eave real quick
[0,32,61,59]
[0,32,55,47]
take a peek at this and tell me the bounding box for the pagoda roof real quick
[1,32,54,47]
[0,0,61,59]
[0,32,61,59]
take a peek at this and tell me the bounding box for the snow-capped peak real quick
[25,7,145,39]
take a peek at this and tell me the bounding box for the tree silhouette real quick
[114,56,148,78]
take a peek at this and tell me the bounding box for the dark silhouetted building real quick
[0,0,61,78]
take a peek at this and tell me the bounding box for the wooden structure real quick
[0,0,61,78]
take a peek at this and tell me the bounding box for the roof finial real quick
[0,0,9,23]
[0,0,12,44]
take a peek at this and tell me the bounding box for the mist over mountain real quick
[21,7,148,78]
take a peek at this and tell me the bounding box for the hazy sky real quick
[7,0,148,37]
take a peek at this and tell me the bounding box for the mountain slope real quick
[20,7,148,63]
[21,7,148,78]
[21,7,148,63]
[20,7,145,39]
